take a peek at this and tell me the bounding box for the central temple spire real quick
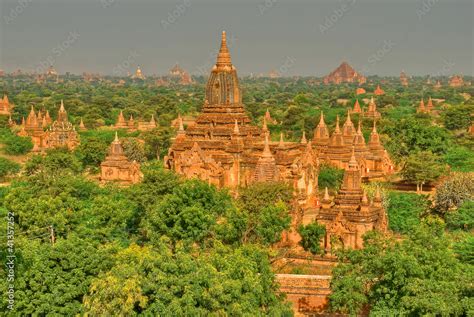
[216,31,232,68]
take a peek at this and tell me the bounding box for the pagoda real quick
[0,94,12,115]
[44,100,79,150]
[165,31,319,203]
[170,63,185,76]
[310,150,388,254]
[363,97,381,119]
[351,99,362,114]
[131,66,145,80]
[449,75,464,87]
[374,85,385,95]
[400,71,409,86]
[323,62,366,85]
[20,101,79,151]
[100,133,141,184]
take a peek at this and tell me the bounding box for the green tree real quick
[401,151,446,192]
[434,172,474,213]
[0,157,20,181]
[330,221,473,316]
[75,136,108,170]
[298,222,326,255]
[122,137,147,163]
[2,135,33,155]
[318,164,344,190]
[387,192,428,234]
[442,104,474,131]
[445,200,474,231]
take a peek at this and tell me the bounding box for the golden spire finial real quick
[262,134,273,158]
[300,131,307,144]
[319,111,325,126]
[335,115,341,133]
[114,131,119,142]
[216,31,232,67]
[372,120,377,133]
[279,132,284,147]
[323,187,330,201]
[357,120,362,134]
[233,119,240,134]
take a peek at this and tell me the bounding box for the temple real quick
[114,111,157,131]
[374,85,385,95]
[417,97,434,114]
[351,99,362,114]
[100,133,141,184]
[400,71,409,86]
[165,31,319,204]
[131,66,146,80]
[0,94,12,115]
[308,150,388,253]
[323,62,366,85]
[18,100,79,151]
[313,113,393,178]
[363,97,382,119]
[449,75,464,87]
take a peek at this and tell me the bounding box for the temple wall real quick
[276,274,331,316]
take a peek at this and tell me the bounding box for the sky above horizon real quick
[0,0,473,76]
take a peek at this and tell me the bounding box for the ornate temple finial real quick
[178,115,184,131]
[262,116,268,131]
[21,116,25,126]
[335,115,341,133]
[114,131,119,142]
[150,114,155,123]
[60,99,65,112]
[301,131,307,144]
[233,119,240,134]
[345,109,352,124]
[279,132,284,147]
[262,134,273,158]
[348,146,358,169]
[323,187,330,201]
[216,30,232,67]
[362,190,369,204]
[372,120,377,133]
[357,120,362,134]
[319,111,325,125]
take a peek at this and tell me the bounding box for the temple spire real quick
[60,99,65,112]
[348,147,358,170]
[279,132,284,147]
[216,31,232,68]
[335,115,341,133]
[300,131,307,144]
[319,111,325,126]
[262,134,273,158]
[233,119,240,134]
[114,131,119,142]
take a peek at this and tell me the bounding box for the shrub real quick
[0,157,20,181]
[387,192,428,234]
[318,164,344,190]
[445,201,474,231]
[298,223,326,255]
[3,135,33,155]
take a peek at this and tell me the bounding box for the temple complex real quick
[449,75,464,87]
[0,94,12,115]
[307,150,388,253]
[114,111,157,131]
[100,133,141,184]
[416,97,434,114]
[313,113,393,179]
[165,31,319,204]
[323,62,366,85]
[400,71,409,86]
[363,97,382,119]
[131,66,145,80]
[170,63,185,76]
[351,99,362,114]
[19,100,79,151]
[374,85,385,95]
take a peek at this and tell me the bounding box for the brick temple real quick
[323,61,366,85]
[0,94,12,116]
[18,100,79,151]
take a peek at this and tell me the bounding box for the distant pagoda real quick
[323,62,366,85]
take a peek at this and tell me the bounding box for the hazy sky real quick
[0,0,473,76]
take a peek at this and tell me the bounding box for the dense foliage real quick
[330,221,473,316]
